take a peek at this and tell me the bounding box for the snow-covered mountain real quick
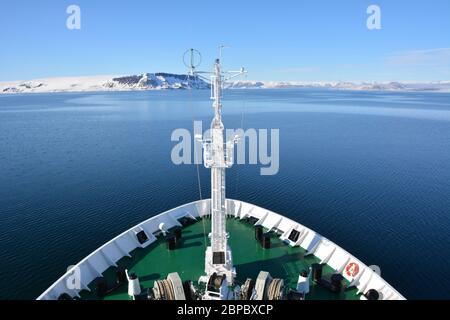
[1,74,450,94]
[224,80,450,92]
[0,73,209,94]
[106,73,210,90]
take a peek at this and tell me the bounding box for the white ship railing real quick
[37,199,405,300]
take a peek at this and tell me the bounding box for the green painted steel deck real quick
[79,218,361,300]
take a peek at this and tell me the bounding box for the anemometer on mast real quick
[183,46,247,82]
[183,49,202,76]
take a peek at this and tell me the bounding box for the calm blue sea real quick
[1,89,449,300]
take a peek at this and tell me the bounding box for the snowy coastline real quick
[1,73,450,94]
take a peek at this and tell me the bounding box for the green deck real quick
[79,218,361,300]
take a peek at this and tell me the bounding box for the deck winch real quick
[152,272,192,300]
[252,271,285,300]
[239,278,255,300]
[202,272,233,300]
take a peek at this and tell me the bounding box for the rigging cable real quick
[234,73,248,199]
[185,71,208,249]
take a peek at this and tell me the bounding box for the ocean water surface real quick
[1,89,449,299]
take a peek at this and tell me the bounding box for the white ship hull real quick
[37,199,405,300]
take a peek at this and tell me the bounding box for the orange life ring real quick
[345,262,360,277]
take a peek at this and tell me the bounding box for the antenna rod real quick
[213,58,222,122]
[190,49,194,72]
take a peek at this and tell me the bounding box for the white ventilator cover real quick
[126,270,141,297]
[159,223,168,234]
[297,274,310,295]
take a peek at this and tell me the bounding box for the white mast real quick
[205,57,233,281]
[187,47,245,287]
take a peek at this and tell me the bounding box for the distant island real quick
[1,73,450,94]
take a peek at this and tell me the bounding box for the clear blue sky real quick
[0,0,449,82]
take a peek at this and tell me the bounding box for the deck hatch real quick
[213,252,225,264]
[288,229,301,243]
[136,231,149,245]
